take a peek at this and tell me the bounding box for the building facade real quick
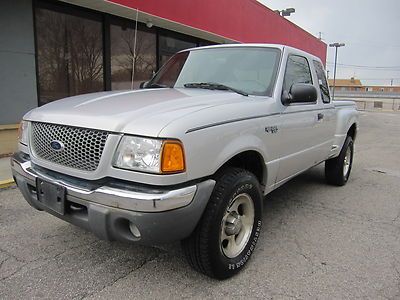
[0,0,326,155]
[328,78,400,93]
[328,78,363,92]
[361,86,400,93]
[328,77,400,112]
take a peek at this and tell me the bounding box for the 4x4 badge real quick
[265,126,278,134]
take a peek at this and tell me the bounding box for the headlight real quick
[18,120,29,145]
[113,136,185,174]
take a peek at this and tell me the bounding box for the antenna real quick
[131,8,139,90]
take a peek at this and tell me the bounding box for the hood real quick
[25,88,250,137]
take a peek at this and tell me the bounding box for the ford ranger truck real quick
[11,44,359,279]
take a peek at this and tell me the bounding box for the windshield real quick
[147,47,281,96]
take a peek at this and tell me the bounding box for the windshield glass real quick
[148,47,281,96]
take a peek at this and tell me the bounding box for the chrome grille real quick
[31,122,109,171]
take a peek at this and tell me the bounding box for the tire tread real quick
[325,136,353,186]
[182,168,256,278]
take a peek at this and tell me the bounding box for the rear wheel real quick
[181,168,263,279]
[325,136,354,186]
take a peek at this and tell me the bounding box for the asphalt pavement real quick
[1,111,400,299]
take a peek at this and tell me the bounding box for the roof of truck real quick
[183,43,322,63]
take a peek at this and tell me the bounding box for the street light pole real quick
[329,43,345,100]
[274,8,295,17]
[332,46,339,99]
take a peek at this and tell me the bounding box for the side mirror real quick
[282,83,318,105]
[140,81,149,89]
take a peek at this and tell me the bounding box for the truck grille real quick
[31,122,109,171]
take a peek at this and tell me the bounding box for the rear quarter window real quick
[313,60,331,103]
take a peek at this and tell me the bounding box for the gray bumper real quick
[11,152,215,245]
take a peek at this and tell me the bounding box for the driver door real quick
[276,54,324,183]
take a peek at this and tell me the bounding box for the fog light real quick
[129,223,141,239]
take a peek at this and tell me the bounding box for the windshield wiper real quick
[183,82,248,97]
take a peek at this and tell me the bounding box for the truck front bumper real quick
[11,152,215,245]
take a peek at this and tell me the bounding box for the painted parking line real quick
[0,179,15,189]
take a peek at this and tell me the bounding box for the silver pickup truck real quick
[11,44,358,279]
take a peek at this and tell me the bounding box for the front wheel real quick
[181,168,263,279]
[325,136,354,186]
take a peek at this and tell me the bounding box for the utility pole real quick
[329,43,345,100]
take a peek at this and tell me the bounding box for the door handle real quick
[317,113,324,121]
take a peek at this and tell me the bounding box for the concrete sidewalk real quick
[0,156,14,188]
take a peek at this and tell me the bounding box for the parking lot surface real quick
[1,111,400,299]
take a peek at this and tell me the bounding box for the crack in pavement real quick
[0,247,26,264]
[293,237,319,276]
[366,167,400,179]
[0,247,28,281]
[392,209,400,223]
[0,240,99,282]
[0,258,8,271]
[300,202,400,232]
[76,248,168,300]
[0,261,30,282]
[52,240,99,260]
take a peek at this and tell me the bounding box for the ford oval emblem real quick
[50,140,64,152]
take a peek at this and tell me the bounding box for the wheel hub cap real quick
[343,147,352,177]
[220,193,255,258]
[224,212,243,236]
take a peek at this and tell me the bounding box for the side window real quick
[283,55,313,93]
[313,60,331,103]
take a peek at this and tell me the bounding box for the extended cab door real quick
[312,60,336,160]
[275,54,328,183]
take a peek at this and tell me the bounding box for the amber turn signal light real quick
[161,141,185,173]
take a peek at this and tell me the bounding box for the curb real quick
[0,179,15,189]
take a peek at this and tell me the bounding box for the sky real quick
[259,0,400,86]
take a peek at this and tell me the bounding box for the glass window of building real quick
[158,33,197,67]
[198,39,217,47]
[35,4,104,105]
[110,20,157,90]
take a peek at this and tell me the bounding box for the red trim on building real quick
[108,0,327,63]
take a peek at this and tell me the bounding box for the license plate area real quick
[36,178,66,215]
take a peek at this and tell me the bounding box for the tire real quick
[325,136,354,186]
[181,168,263,279]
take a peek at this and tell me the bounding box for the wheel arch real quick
[347,123,357,141]
[214,149,267,190]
